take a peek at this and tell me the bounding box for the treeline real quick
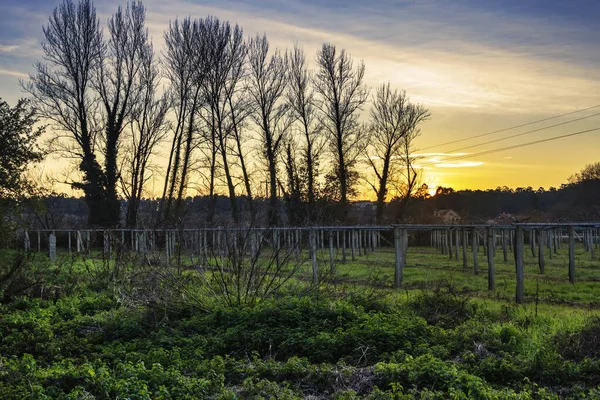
[22,0,429,228]
[410,180,600,223]
[23,176,600,229]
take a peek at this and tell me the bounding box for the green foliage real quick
[408,283,473,328]
[3,252,600,398]
[0,98,44,200]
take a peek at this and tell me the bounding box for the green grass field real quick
[2,241,600,399]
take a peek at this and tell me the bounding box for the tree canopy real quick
[0,98,44,200]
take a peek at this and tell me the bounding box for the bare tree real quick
[314,43,369,219]
[366,83,430,222]
[121,43,170,228]
[287,44,323,221]
[224,56,255,219]
[247,34,290,226]
[96,1,151,225]
[199,17,246,224]
[24,0,152,227]
[393,118,429,221]
[160,17,207,225]
[24,0,105,225]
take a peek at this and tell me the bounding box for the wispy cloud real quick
[0,68,28,78]
[0,44,19,53]
[434,161,484,168]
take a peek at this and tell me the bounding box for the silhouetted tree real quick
[247,34,290,226]
[287,44,323,221]
[161,17,208,225]
[200,17,246,224]
[121,43,170,228]
[314,43,368,219]
[25,0,151,227]
[366,83,429,222]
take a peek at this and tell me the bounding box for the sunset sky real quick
[1,0,599,197]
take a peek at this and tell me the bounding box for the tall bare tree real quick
[160,17,208,225]
[287,44,322,220]
[97,1,151,225]
[314,43,369,219]
[199,17,246,224]
[24,0,104,225]
[24,0,151,227]
[121,43,170,228]
[393,116,429,221]
[366,83,430,222]
[247,34,290,226]
[224,56,255,218]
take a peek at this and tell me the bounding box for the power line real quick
[419,127,600,168]
[420,104,600,151]
[442,112,600,154]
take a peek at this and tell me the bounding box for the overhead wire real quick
[419,104,600,151]
[418,127,600,168]
[436,111,600,154]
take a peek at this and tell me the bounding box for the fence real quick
[21,223,600,303]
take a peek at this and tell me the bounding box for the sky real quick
[1,0,600,197]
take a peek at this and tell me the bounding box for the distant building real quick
[433,209,461,224]
[486,213,534,224]
[486,212,516,225]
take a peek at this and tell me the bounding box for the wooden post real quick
[351,230,356,261]
[342,230,347,264]
[371,230,375,252]
[554,229,559,254]
[68,231,72,255]
[538,229,545,274]
[483,230,487,256]
[590,229,595,260]
[530,229,536,257]
[38,230,41,253]
[448,229,453,260]
[441,230,445,253]
[568,226,575,284]
[502,230,508,262]
[462,229,468,270]
[548,230,553,260]
[455,229,460,261]
[24,230,30,252]
[48,232,57,263]
[515,226,524,304]
[487,227,495,291]
[394,227,406,288]
[76,231,83,253]
[471,228,478,275]
[310,230,318,284]
[166,231,171,264]
[295,229,300,258]
[103,230,110,259]
[86,231,91,256]
[329,230,335,272]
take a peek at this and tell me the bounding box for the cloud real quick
[434,161,485,168]
[0,68,28,78]
[0,44,18,53]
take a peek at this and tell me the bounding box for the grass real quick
[3,239,600,398]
